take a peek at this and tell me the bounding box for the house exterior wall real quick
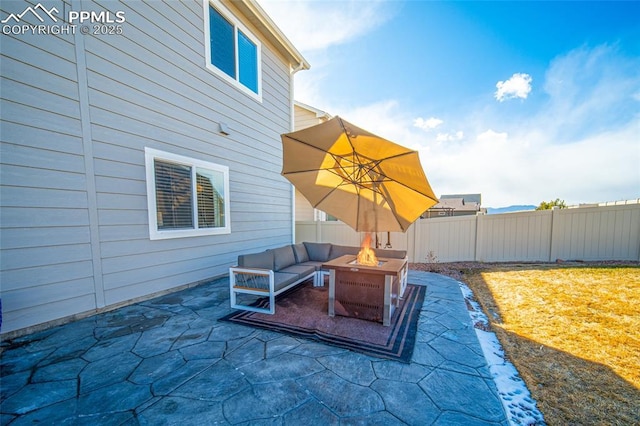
[295,192,315,221]
[423,209,478,218]
[293,103,323,131]
[1,0,302,335]
[292,103,330,222]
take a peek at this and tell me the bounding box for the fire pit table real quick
[323,254,408,326]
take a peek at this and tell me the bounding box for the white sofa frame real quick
[228,267,315,314]
[229,262,407,315]
[229,242,409,315]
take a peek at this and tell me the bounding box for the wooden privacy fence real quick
[295,204,640,263]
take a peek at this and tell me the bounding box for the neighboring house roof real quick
[294,101,332,120]
[429,194,482,213]
[429,196,481,212]
[230,0,310,70]
[440,193,482,205]
[434,197,465,209]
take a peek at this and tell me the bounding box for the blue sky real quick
[260,0,640,207]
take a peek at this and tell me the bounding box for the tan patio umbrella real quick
[281,116,438,233]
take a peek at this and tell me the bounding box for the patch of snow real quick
[459,283,546,426]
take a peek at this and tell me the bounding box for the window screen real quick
[146,148,231,239]
[209,6,235,79]
[196,168,226,228]
[154,160,193,229]
[238,30,258,93]
[207,4,260,96]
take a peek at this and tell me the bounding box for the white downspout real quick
[289,62,305,244]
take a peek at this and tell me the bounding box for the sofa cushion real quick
[303,242,332,262]
[298,260,324,271]
[329,244,360,259]
[238,250,274,270]
[292,243,310,263]
[269,245,297,271]
[278,264,316,278]
[273,272,300,292]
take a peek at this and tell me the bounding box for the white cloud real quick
[259,0,637,208]
[436,131,464,142]
[425,46,639,206]
[333,100,416,144]
[477,129,508,143]
[419,48,639,206]
[282,34,639,207]
[313,90,638,208]
[258,0,393,52]
[414,117,443,130]
[259,0,397,109]
[540,44,640,142]
[495,73,533,102]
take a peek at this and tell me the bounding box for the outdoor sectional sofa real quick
[229,242,408,314]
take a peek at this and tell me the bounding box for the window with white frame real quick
[204,0,261,99]
[145,148,231,239]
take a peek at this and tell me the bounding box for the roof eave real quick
[294,101,332,120]
[230,0,310,71]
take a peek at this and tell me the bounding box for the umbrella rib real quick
[370,155,439,200]
[377,182,409,232]
[329,153,356,183]
[376,151,416,162]
[283,168,333,176]
[381,175,439,201]
[311,181,358,210]
[337,116,358,153]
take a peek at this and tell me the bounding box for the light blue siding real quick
[0,0,297,334]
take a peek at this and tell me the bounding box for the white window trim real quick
[203,0,262,102]
[145,147,231,240]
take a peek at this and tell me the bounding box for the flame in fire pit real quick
[357,233,379,266]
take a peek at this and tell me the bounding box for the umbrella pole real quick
[373,184,380,248]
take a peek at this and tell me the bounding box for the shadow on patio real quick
[1,271,510,425]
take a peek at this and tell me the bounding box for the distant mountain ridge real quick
[486,205,536,214]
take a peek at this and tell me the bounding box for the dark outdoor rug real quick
[219,282,426,363]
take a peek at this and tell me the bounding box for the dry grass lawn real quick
[454,264,640,425]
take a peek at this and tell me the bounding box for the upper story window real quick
[204,1,261,100]
[145,148,231,240]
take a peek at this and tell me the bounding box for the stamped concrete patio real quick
[1,271,510,425]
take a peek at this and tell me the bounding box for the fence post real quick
[474,211,484,262]
[548,206,559,262]
[409,221,418,263]
[315,220,322,242]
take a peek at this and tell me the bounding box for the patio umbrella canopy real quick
[281,116,438,233]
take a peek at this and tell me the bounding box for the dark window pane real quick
[154,160,193,229]
[238,30,258,93]
[210,6,235,79]
[196,168,225,228]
